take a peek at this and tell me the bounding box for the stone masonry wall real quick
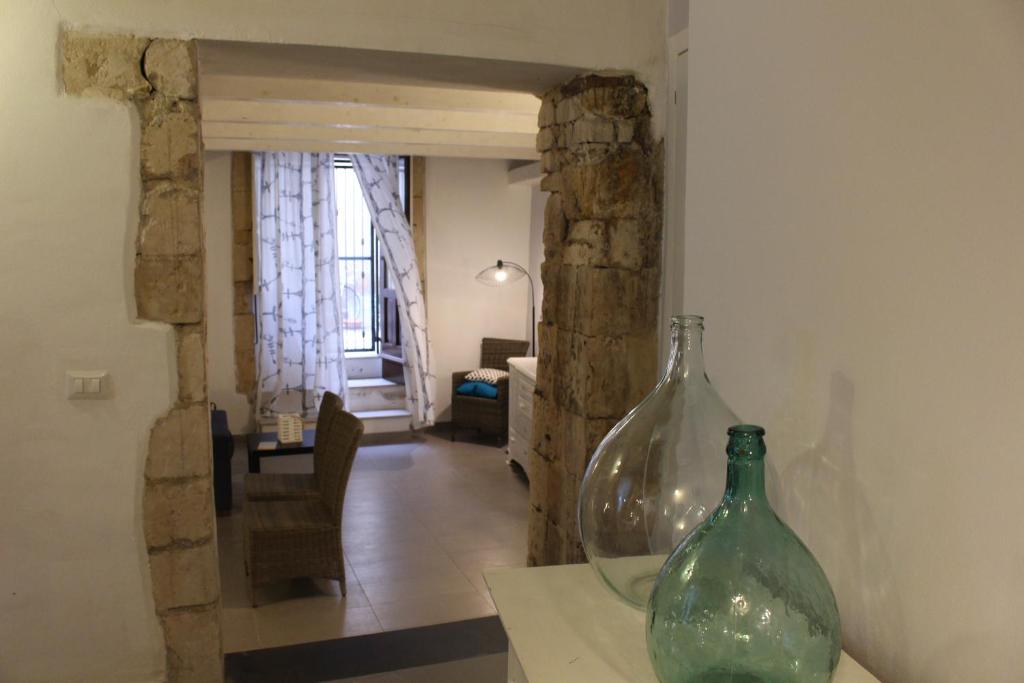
[528,75,662,566]
[230,152,256,397]
[62,31,222,682]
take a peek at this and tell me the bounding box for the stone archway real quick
[61,32,661,681]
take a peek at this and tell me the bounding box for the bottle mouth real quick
[726,424,767,460]
[728,424,765,437]
[670,314,705,328]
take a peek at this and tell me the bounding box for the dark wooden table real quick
[246,428,316,473]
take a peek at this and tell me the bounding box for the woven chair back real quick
[312,391,344,478]
[480,337,530,371]
[317,408,364,519]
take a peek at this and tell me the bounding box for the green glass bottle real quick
[647,425,841,683]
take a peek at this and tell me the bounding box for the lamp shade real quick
[475,259,527,287]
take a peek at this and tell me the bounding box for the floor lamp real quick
[475,259,536,356]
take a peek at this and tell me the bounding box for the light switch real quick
[67,370,110,400]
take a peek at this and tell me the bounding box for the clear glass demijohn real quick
[578,315,739,609]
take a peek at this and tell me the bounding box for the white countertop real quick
[485,563,879,683]
[507,356,537,381]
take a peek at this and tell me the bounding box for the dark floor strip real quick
[224,616,508,683]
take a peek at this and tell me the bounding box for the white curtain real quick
[253,152,348,417]
[351,155,435,427]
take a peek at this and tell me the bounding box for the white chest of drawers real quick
[506,357,537,471]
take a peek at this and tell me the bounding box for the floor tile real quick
[360,569,477,607]
[221,608,259,654]
[254,602,382,650]
[370,591,496,631]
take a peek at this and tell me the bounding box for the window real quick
[334,155,409,354]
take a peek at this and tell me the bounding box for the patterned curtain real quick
[252,152,348,417]
[351,155,435,427]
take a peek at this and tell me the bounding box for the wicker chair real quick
[244,407,364,605]
[451,337,530,442]
[244,391,343,501]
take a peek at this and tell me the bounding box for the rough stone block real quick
[578,84,647,119]
[540,150,559,174]
[233,226,253,247]
[149,541,219,612]
[539,171,562,194]
[538,94,557,128]
[232,243,253,282]
[555,96,583,124]
[143,39,197,100]
[176,324,207,404]
[533,322,557,396]
[568,119,616,146]
[61,31,151,101]
[530,391,561,463]
[234,314,256,394]
[146,404,212,481]
[527,447,551,517]
[144,478,214,549]
[138,181,202,257]
[562,220,607,268]
[561,148,655,221]
[542,193,568,260]
[162,604,223,683]
[138,98,200,180]
[616,120,636,143]
[135,255,204,323]
[575,267,658,337]
[536,127,557,152]
[608,219,652,270]
[233,281,253,314]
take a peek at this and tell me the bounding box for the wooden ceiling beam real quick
[201,74,540,115]
[202,136,540,160]
[201,98,538,134]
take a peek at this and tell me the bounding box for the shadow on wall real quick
[780,372,907,680]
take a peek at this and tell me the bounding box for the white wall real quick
[425,158,533,420]
[683,3,1024,681]
[0,2,665,681]
[204,151,253,432]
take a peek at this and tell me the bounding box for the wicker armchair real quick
[244,407,364,605]
[244,391,343,501]
[451,337,530,442]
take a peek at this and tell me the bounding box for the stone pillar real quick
[230,153,256,397]
[62,32,222,682]
[528,75,662,566]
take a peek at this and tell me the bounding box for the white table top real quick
[485,564,879,683]
[507,356,538,381]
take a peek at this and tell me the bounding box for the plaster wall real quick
[425,157,533,420]
[1,1,665,680]
[684,2,1024,680]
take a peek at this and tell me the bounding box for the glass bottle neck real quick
[723,459,767,503]
[723,427,769,504]
[667,320,707,383]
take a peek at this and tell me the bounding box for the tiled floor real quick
[218,433,529,653]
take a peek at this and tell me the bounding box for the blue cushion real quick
[456,381,480,396]
[456,381,499,399]
[474,382,499,399]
